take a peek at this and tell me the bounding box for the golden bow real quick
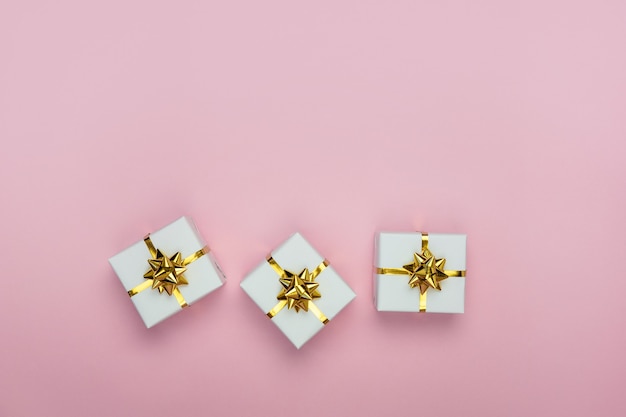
[127,235,209,308]
[265,256,330,325]
[376,233,465,312]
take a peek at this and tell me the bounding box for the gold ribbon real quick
[265,256,330,325]
[375,233,465,312]
[127,235,209,308]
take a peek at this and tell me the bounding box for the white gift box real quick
[374,232,467,313]
[109,216,226,328]
[241,233,356,349]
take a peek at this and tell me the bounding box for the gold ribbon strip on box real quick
[375,233,465,312]
[127,235,209,308]
[265,256,330,325]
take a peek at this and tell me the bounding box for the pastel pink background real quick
[1,1,625,416]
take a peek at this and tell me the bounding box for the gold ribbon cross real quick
[376,233,465,312]
[265,256,330,325]
[127,235,209,308]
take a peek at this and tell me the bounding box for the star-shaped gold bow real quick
[403,247,448,294]
[277,268,322,312]
[126,235,209,309]
[143,249,189,295]
[265,256,330,324]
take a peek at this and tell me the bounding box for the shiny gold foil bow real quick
[265,256,330,325]
[127,235,209,308]
[376,233,465,312]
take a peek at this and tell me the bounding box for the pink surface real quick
[1,1,625,416]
